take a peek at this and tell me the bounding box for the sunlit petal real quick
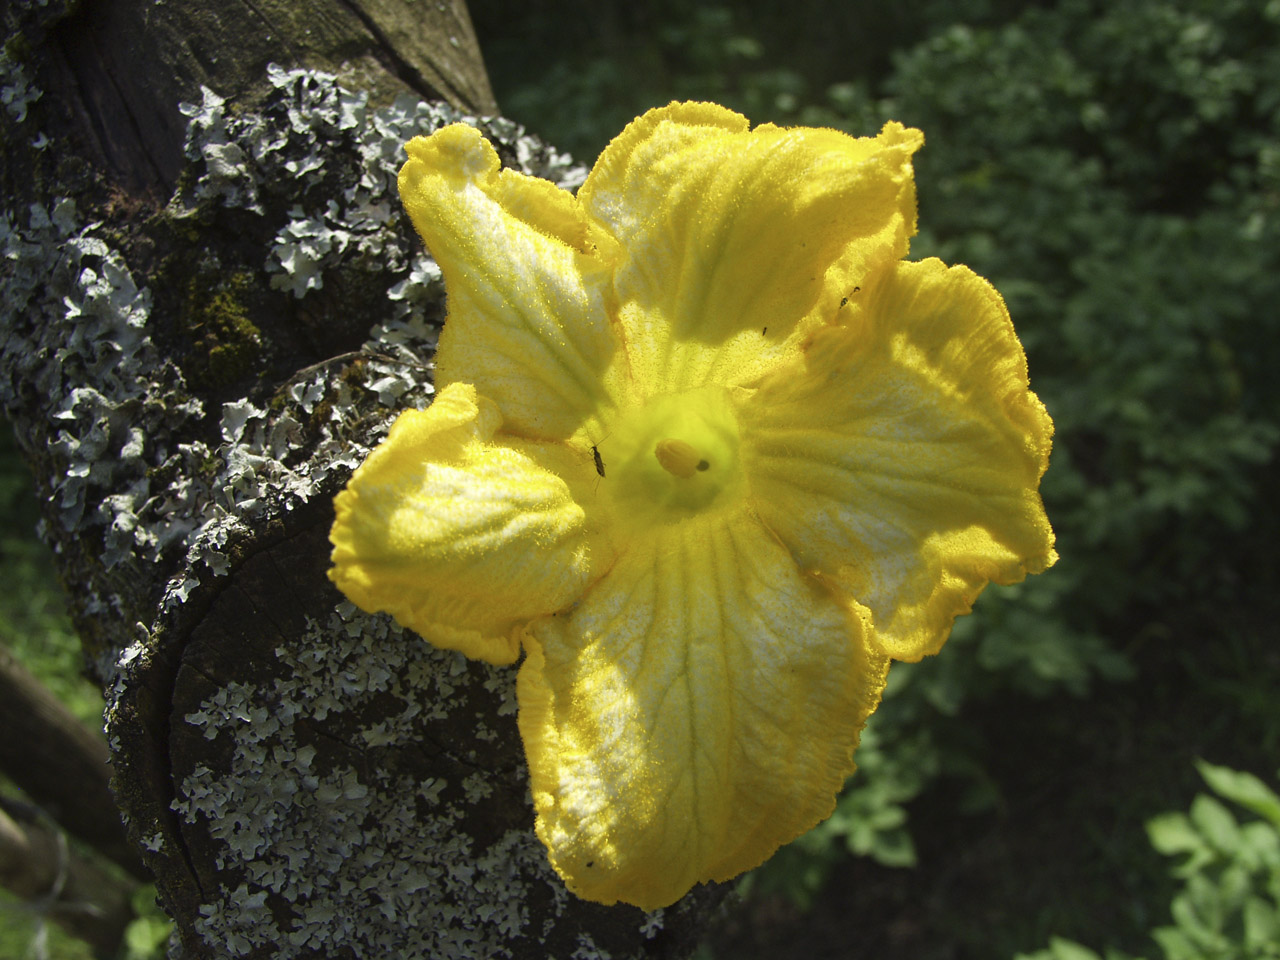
[399,125,629,439]
[579,103,922,395]
[739,259,1056,661]
[330,383,599,664]
[518,510,889,909]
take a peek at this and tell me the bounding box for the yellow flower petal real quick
[739,258,1056,662]
[327,105,1059,912]
[329,382,596,664]
[578,103,923,395]
[517,510,889,909]
[398,125,627,440]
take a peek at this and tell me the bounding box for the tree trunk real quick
[0,1,723,957]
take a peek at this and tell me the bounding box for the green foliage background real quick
[470,0,1280,956]
[3,0,1278,957]
[0,432,103,957]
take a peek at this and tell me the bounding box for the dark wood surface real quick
[34,0,496,198]
[0,1,723,955]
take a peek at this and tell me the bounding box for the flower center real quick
[654,438,710,478]
[597,386,744,528]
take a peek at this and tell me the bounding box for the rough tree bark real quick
[0,1,724,956]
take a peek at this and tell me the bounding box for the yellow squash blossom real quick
[329,102,1056,910]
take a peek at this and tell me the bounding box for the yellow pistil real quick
[654,439,708,478]
[595,385,744,528]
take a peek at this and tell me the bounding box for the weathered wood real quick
[0,1,726,956]
[0,799,135,958]
[0,645,146,879]
[30,0,496,197]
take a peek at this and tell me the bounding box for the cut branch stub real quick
[112,487,721,959]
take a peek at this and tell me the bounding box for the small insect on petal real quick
[592,444,606,478]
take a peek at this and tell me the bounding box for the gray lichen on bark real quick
[1,52,723,959]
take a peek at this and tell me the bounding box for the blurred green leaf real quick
[1190,795,1245,860]
[1045,938,1105,960]
[1014,935,1146,960]
[1198,761,1280,828]
[1149,813,1211,858]
[1242,895,1280,954]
